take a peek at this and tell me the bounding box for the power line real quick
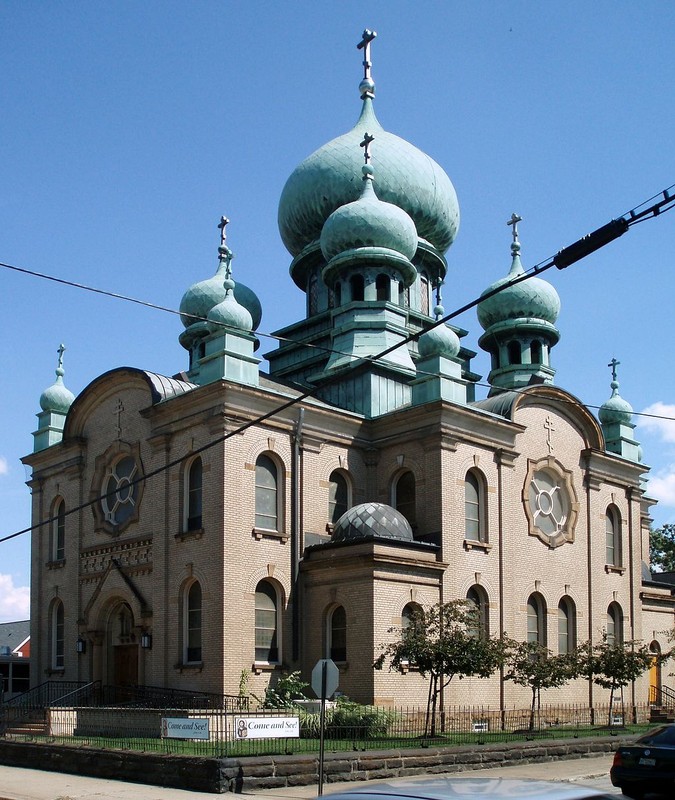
[2,186,674,546]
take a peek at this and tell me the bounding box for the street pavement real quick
[0,754,619,800]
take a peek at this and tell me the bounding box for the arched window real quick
[394,470,416,530]
[255,454,279,531]
[51,498,66,561]
[466,586,489,639]
[308,274,318,316]
[558,597,576,654]
[255,580,279,663]
[185,457,203,532]
[197,341,206,361]
[531,340,542,364]
[401,602,421,632]
[607,602,623,646]
[465,470,487,542]
[606,506,621,567]
[328,605,347,662]
[508,341,521,365]
[333,282,342,307]
[328,470,349,525]
[398,282,409,308]
[350,274,364,302]
[184,580,202,663]
[527,593,546,646]
[376,274,390,301]
[51,600,65,670]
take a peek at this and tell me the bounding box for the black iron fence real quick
[0,699,654,758]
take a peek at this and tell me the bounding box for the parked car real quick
[324,777,616,800]
[611,723,675,798]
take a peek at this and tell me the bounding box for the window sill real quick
[46,559,66,569]
[463,540,491,552]
[174,661,204,673]
[252,528,289,543]
[252,661,281,675]
[175,528,204,542]
[45,668,65,676]
[605,564,626,575]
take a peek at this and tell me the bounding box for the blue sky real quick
[1,1,674,622]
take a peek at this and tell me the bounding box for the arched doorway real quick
[649,641,662,705]
[107,601,139,688]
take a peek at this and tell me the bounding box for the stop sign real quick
[311,658,339,700]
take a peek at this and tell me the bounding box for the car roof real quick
[324,777,613,800]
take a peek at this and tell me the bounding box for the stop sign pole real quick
[312,659,339,796]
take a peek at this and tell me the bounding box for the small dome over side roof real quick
[332,502,414,544]
[599,358,634,425]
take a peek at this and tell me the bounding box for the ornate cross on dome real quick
[360,132,375,164]
[608,357,621,382]
[357,29,377,82]
[507,213,522,245]
[57,343,66,370]
[218,215,229,248]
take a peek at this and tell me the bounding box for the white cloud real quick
[0,456,8,476]
[640,402,675,444]
[0,574,30,622]
[647,464,675,509]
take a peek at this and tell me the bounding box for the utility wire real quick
[1,185,674,546]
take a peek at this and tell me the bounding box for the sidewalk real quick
[0,753,615,800]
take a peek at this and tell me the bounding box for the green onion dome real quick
[477,242,560,332]
[320,164,417,262]
[40,348,75,414]
[180,246,262,332]
[207,276,253,334]
[418,304,460,359]
[599,378,634,426]
[278,96,459,259]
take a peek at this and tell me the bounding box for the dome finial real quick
[360,131,375,165]
[56,342,66,376]
[608,356,621,393]
[433,280,444,320]
[507,212,522,256]
[357,28,377,99]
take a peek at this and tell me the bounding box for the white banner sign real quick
[161,717,210,740]
[234,716,300,739]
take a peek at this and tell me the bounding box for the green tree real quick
[650,523,675,572]
[578,634,654,726]
[504,640,578,731]
[374,600,507,736]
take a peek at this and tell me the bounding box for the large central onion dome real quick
[278,94,459,260]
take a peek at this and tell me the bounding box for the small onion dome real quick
[332,502,414,544]
[599,379,634,426]
[179,247,262,331]
[477,242,560,331]
[418,304,460,358]
[278,96,459,258]
[207,278,253,334]
[320,164,417,262]
[40,364,75,414]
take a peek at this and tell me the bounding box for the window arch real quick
[184,456,203,532]
[350,274,364,302]
[531,340,542,364]
[376,274,390,301]
[465,470,487,542]
[255,580,280,663]
[401,602,422,632]
[557,596,576,654]
[183,580,202,663]
[527,593,547,646]
[255,454,281,531]
[607,602,623,645]
[328,470,349,526]
[394,470,416,530]
[51,497,66,562]
[327,605,347,662]
[50,599,65,670]
[466,585,489,639]
[606,505,622,567]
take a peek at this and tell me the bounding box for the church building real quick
[23,30,673,709]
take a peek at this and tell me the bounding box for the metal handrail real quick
[650,684,675,709]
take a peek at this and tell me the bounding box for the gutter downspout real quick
[291,408,305,663]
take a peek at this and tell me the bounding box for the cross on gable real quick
[544,415,555,453]
[507,213,522,244]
